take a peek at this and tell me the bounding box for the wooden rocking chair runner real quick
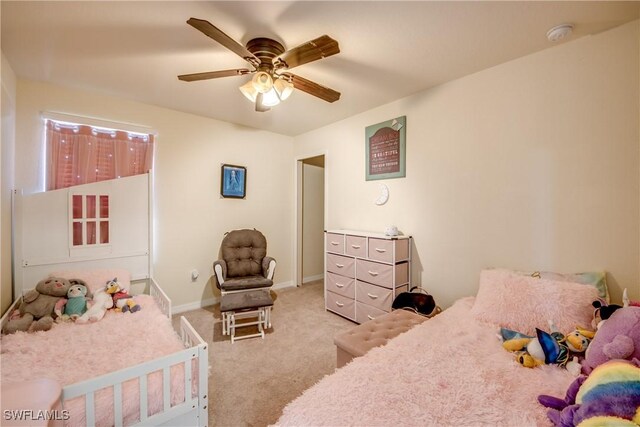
[213,229,276,294]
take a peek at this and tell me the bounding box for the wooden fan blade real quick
[178,68,251,82]
[255,93,270,112]
[187,18,259,65]
[274,35,339,69]
[282,73,341,103]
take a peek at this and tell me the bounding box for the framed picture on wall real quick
[365,116,406,181]
[220,164,246,199]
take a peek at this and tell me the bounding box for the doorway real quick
[295,155,325,287]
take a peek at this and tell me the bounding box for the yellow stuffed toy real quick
[500,324,594,375]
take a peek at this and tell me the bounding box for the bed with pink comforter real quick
[277,296,585,426]
[1,295,189,426]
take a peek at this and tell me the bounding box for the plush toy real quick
[105,278,141,313]
[501,325,575,371]
[538,360,640,426]
[592,288,639,330]
[501,323,595,376]
[63,283,90,320]
[566,327,595,354]
[2,277,71,334]
[538,306,640,425]
[582,306,640,374]
[76,287,113,324]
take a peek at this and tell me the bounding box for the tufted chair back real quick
[221,229,267,278]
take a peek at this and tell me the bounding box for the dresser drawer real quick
[326,233,345,254]
[326,291,355,320]
[367,238,410,263]
[345,235,367,257]
[356,280,393,312]
[367,238,394,263]
[326,272,355,299]
[356,259,408,288]
[327,253,355,278]
[355,301,387,324]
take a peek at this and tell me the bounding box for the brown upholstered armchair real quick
[213,229,276,295]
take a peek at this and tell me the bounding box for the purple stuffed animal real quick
[538,307,640,426]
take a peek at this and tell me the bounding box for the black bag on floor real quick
[392,287,441,317]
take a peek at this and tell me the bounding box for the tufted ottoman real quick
[333,309,428,368]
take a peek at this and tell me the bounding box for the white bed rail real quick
[0,297,22,330]
[62,317,208,427]
[149,277,171,319]
[180,316,209,424]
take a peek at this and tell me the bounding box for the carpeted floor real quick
[172,280,354,427]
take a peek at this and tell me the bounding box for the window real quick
[70,193,110,247]
[45,118,154,191]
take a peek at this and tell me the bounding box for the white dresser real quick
[324,229,411,323]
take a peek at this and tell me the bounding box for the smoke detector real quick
[547,24,574,42]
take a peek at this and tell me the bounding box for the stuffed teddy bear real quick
[105,278,141,313]
[538,306,640,425]
[76,287,113,324]
[55,282,89,321]
[2,277,71,334]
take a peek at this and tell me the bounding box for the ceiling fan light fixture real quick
[252,71,273,93]
[262,87,281,107]
[239,80,258,102]
[274,78,294,101]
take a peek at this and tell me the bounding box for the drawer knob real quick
[330,242,339,246]
[367,293,378,299]
[367,315,374,320]
[351,244,361,249]
[368,270,379,276]
[375,248,387,253]
[336,301,344,307]
[336,263,344,268]
[336,283,345,288]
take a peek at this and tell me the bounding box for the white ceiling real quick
[2,1,639,136]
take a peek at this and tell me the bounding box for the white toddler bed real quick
[1,274,208,427]
[277,269,605,426]
[5,174,208,426]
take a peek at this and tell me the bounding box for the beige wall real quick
[294,21,640,307]
[14,80,294,308]
[1,53,17,315]
[302,163,325,281]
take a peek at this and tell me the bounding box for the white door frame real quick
[293,151,328,287]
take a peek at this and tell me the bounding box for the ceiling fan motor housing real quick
[246,38,285,72]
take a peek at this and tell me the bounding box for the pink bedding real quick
[277,297,575,426]
[1,295,189,426]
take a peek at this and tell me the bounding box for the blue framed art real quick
[220,164,246,199]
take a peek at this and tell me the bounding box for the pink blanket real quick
[1,295,189,426]
[277,297,574,426]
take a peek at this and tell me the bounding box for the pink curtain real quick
[46,120,154,191]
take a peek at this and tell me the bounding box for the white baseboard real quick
[273,280,296,290]
[173,297,218,314]
[302,274,323,283]
[171,280,297,314]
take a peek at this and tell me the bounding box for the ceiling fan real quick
[178,18,341,112]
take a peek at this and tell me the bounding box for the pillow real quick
[509,269,608,303]
[48,269,131,294]
[471,269,599,336]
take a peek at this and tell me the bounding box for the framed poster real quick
[220,164,246,199]
[365,116,406,181]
